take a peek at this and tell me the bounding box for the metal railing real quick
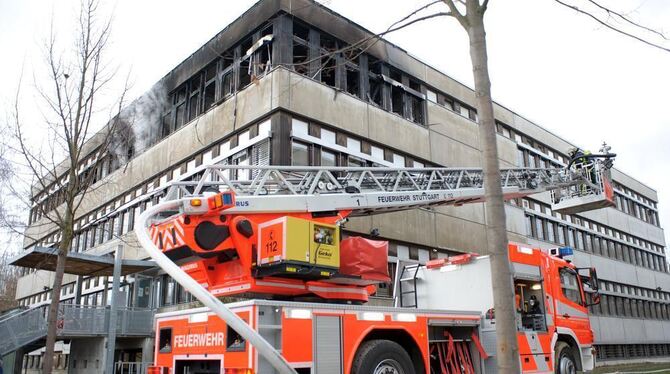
[114,361,152,374]
[0,304,154,356]
[57,304,154,337]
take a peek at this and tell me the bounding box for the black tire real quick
[555,341,577,374]
[351,339,416,374]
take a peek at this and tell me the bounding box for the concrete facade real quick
[13,0,668,366]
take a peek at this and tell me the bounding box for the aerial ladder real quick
[135,149,615,374]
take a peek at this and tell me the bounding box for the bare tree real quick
[0,126,20,313]
[9,1,127,372]
[436,1,521,372]
[433,0,668,372]
[0,252,20,312]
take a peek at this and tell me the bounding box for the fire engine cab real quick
[136,160,613,374]
[402,245,600,373]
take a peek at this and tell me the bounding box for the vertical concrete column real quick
[74,275,84,304]
[358,54,369,100]
[380,65,391,111]
[308,29,321,80]
[101,276,110,306]
[104,245,123,374]
[272,14,293,67]
[270,112,292,165]
[335,52,345,90]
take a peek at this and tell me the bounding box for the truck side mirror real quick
[578,267,600,306]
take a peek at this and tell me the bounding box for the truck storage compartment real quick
[336,237,390,285]
[428,324,486,374]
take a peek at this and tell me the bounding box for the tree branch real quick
[554,0,670,53]
[442,0,468,27]
[586,0,668,41]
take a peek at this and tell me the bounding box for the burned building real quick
[6,0,669,371]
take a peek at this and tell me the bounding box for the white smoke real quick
[129,84,167,154]
[108,83,167,166]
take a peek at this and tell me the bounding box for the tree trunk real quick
[466,12,521,374]
[41,213,73,374]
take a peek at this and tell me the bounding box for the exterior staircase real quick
[0,304,154,356]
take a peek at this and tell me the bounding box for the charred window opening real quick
[161,111,172,138]
[292,21,311,76]
[409,94,424,125]
[203,84,216,110]
[368,77,383,107]
[221,50,234,71]
[407,78,425,125]
[388,68,405,116]
[321,56,336,87]
[203,61,218,110]
[390,68,402,82]
[293,21,310,42]
[344,52,359,97]
[293,43,309,75]
[247,25,274,82]
[409,79,421,92]
[174,87,187,129]
[188,75,201,122]
[346,66,359,97]
[239,37,253,88]
[221,68,234,98]
[367,57,383,107]
[252,40,272,79]
[320,34,338,88]
[391,85,404,116]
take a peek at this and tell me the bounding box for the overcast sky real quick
[1,0,668,250]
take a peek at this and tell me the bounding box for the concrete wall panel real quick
[429,131,482,168]
[426,103,480,149]
[434,213,487,254]
[368,108,431,160]
[371,209,437,248]
[285,73,369,139]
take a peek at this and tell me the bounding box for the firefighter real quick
[569,147,596,192]
[527,295,542,315]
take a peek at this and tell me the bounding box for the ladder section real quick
[162,165,600,216]
[396,263,421,308]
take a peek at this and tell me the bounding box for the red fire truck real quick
[136,160,612,374]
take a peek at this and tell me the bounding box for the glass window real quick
[560,268,583,305]
[348,156,366,167]
[576,231,585,250]
[392,154,405,167]
[291,141,309,166]
[535,218,544,240]
[321,129,336,145]
[547,222,555,243]
[320,149,337,167]
[426,90,437,103]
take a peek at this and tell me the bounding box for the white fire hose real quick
[135,200,297,374]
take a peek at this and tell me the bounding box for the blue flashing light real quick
[222,192,233,205]
[559,246,574,257]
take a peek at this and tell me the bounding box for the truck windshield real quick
[559,268,584,305]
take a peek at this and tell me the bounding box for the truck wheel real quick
[555,342,577,374]
[352,339,415,374]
